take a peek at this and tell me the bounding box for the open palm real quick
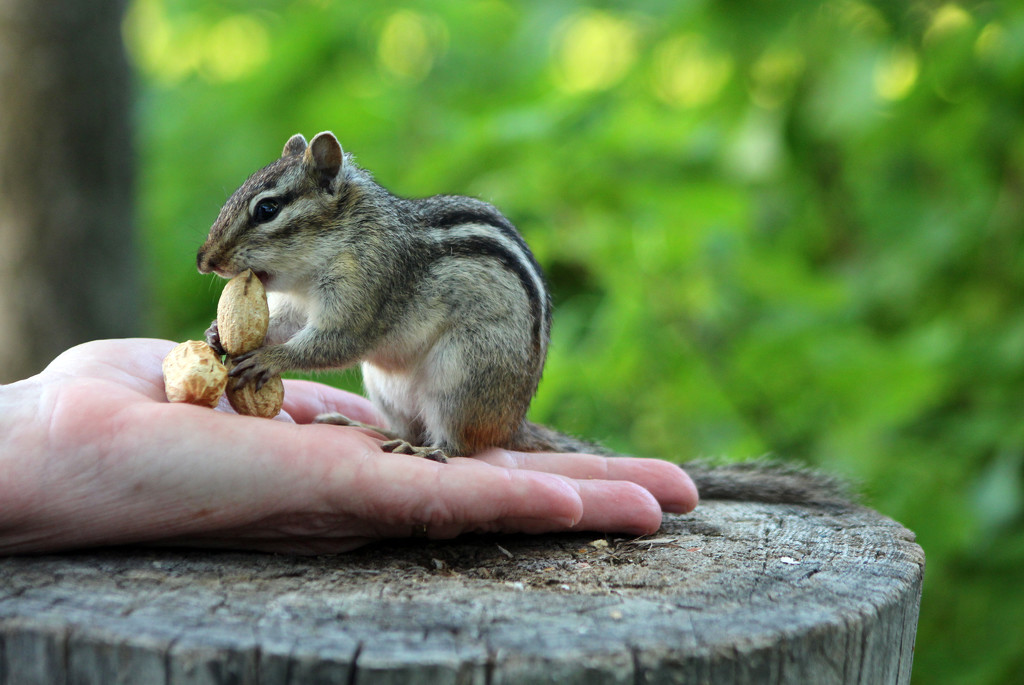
[0,339,697,554]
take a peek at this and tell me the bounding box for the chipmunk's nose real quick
[196,246,216,274]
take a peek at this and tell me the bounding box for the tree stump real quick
[0,498,923,684]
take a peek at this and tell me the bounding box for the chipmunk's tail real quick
[680,459,853,506]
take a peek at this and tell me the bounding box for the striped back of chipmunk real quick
[415,195,552,362]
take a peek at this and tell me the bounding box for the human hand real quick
[0,339,697,554]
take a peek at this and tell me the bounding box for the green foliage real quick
[127,1,1024,682]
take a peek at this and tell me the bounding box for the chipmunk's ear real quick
[304,131,343,186]
[282,133,308,157]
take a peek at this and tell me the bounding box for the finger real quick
[471,449,699,514]
[570,479,664,535]
[477,476,665,537]
[314,450,586,538]
[322,453,668,540]
[281,380,385,426]
[174,473,666,550]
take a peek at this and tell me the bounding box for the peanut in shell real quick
[225,361,284,418]
[217,269,269,356]
[162,340,228,408]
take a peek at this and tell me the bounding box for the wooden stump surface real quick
[0,499,924,685]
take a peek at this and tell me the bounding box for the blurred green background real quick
[124,0,1023,682]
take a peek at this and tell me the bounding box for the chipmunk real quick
[197,131,848,504]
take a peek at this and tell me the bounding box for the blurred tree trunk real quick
[0,0,138,383]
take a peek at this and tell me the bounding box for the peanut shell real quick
[217,269,269,356]
[225,360,285,418]
[163,340,228,408]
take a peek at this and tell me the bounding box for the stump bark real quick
[0,499,923,684]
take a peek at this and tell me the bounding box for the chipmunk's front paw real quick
[205,319,225,357]
[228,348,282,391]
[381,440,449,463]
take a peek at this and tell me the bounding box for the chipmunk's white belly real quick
[362,343,470,410]
[361,331,472,445]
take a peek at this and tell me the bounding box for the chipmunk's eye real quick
[253,198,280,223]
